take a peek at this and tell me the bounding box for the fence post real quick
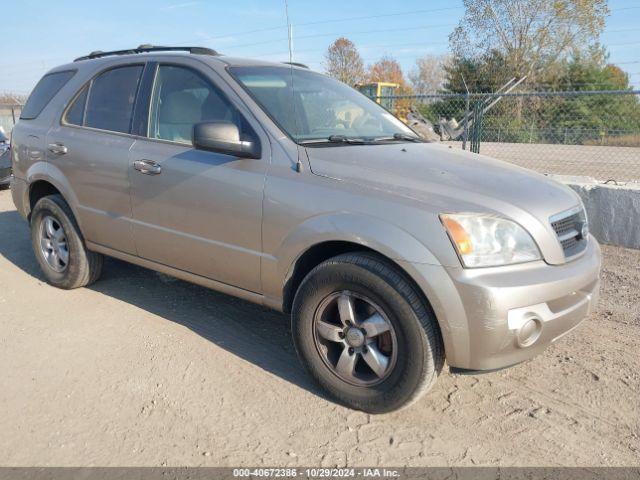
[470,102,483,154]
[462,92,470,150]
[529,120,534,143]
[11,107,16,125]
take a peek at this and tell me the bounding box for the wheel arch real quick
[282,240,376,313]
[24,163,82,226]
[29,180,62,213]
[276,212,441,313]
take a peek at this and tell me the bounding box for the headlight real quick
[440,213,541,268]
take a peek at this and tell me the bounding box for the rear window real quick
[20,71,76,120]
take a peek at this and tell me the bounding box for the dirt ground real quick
[0,189,638,467]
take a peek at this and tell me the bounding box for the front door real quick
[128,63,267,293]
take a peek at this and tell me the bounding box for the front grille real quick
[550,207,588,259]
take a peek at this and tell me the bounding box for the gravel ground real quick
[0,189,638,467]
[443,141,640,183]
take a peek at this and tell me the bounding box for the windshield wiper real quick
[373,133,424,143]
[327,135,369,144]
[299,135,370,146]
[300,133,422,146]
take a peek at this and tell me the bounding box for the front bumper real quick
[404,237,601,370]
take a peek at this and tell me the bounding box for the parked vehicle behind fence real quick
[0,128,11,188]
[10,46,601,413]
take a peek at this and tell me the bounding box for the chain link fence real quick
[3,90,640,182]
[382,90,640,183]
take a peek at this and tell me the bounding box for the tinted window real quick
[20,71,75,120]
[85,65,143,134]
[149,65,239,144]
[64,85,88,126]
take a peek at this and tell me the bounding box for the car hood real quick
[306,142,579,217]
[305,142,582,265]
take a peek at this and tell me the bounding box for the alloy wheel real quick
[313,291,398,386]
[39,215,69,273]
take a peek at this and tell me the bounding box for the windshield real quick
[229,66,416,144]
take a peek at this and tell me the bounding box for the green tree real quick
[423,50,640,146]
[443,50,512,93]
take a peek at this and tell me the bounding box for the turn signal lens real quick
[441,216,473,254]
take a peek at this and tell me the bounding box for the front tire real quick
[292,253,444,413]
[30,194,103,289]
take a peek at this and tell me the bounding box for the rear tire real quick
[292,252,444,413]
[30,194,103,289]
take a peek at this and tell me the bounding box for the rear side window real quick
[20,71,75,120]
[64,85,88,126]
[84,65,143,134]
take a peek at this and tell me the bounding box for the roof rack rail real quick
[282,61,309,69]
[74,44,219,62]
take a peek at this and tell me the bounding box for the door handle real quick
[133,159,162,175]
[48,143,68,155]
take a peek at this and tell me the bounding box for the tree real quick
[554,45,629,90]
[428,47,640,147]
[450,0,609,83]
[367,56,413,118]
[324,38,365,86]
[409,55,449,94]
[443,49,512,93]
[367,56,407,86]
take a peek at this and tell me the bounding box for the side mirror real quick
[192,121,261,159]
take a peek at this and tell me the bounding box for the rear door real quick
[128,61,268,293]
[47,63,145,254]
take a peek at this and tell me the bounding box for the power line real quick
[296,6,463,27]
[610,6,640,12]
[256,39,640,62]
[174,6,464,45]
[302,21,457,39]
[171,21,640,53]
[2,4,639,79]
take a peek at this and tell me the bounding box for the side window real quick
[85,65,143,134]
[20,70,75,120]
[149,65,239,144]
[64,85,88,126]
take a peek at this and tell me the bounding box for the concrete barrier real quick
[551,175,640,250]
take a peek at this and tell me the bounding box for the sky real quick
[2,0,640,96]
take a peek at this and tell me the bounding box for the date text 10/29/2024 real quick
[232,468,400,478]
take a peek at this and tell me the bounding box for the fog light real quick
[517,317,542,347]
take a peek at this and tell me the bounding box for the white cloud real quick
[160,1,201,11]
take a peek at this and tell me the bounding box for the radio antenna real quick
[284,0,303,172]
[284,0,294,65]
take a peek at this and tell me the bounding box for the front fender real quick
[261,212,442,307]
[283,212,440,268]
